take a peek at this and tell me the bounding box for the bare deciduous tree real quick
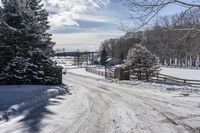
[122,0,200,30]
[101,8,200,67]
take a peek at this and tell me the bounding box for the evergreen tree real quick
[0,0,60,85]
[100,48,108,66]
[0,0,26,83]
[119,51,125,64]
[0,6,6,78]
[24,0,58,84]
[124,44,160,81]
[28,0,54,56]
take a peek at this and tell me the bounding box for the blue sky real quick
[47,0,129,51]
[0,0,186,51]
[47,0,186,51]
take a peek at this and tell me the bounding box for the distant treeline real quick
[101,9,200,66]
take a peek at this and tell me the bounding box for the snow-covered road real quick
[1,71,200,133]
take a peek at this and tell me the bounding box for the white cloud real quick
[1,0,123,50]
[49,11,79,27]
[0,0,111,27]
[52,30,124,51]
[77,14,114,23]
[44,0,110,28]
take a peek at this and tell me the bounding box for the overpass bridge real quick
[55,51,100,57]
[54,51,100,66]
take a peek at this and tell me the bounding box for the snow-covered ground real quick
[0,85,68,123]
[88,66,200,80]
[67,68,105,79]
[1,68,200,133]
[161,67,200,80]
[89,66,200,80]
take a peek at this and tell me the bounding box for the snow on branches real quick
[0,0,61,85]
[124,44,160,81]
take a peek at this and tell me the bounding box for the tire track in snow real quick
[62,77,111,133]
[63,75,180,132]
[64,73,200,133]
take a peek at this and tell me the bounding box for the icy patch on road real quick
[0,85,69,122]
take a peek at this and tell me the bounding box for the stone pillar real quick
[156,57,160,64]
[174,58,177,66]
[169,58,172,66]
[189,56,192,67]
[178,59,181,67]
[185,57,188,67]
[196,55,199,67]
[164,59,167,66]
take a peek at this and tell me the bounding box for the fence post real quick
[164,77,166,82]
[157,73,159,80]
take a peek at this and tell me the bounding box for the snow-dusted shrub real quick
[124,44,160,81]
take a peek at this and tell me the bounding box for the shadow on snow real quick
[18,97,64,132]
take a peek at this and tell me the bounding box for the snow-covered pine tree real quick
[100,47,108,66]
[0,6,7,82]
[28,0,54,56]
[23,0,59,84]
[119,51,125,64]
[0,0,61,85]
[0,0,28,84]
[124,44,160,81]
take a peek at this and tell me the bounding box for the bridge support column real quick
[92,52,94,65]
[77,56,80,67]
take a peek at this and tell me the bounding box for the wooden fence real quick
[152,73,200,86]
[87,67,200,86]
[86,66,116,78]
[128,70,200,86]
[130,73,200,86]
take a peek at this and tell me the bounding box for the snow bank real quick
[119,80,200,95]
[0,85,69,122]
[161,67,200,80]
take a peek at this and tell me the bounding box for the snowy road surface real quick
[1,71,200,133]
